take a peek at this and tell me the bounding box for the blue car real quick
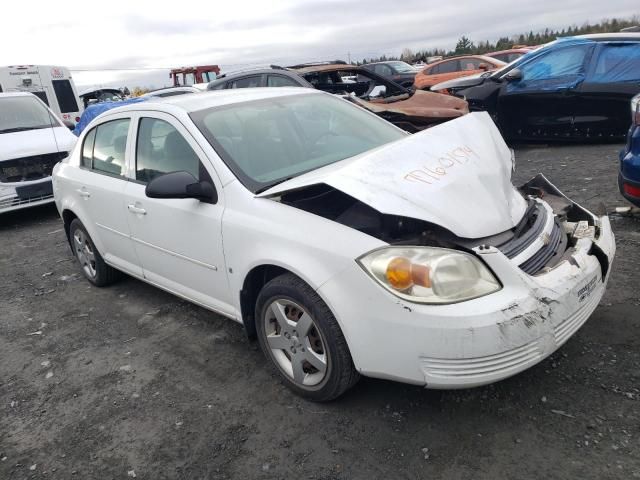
[619,94,640,206]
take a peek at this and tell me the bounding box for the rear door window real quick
[374,64,393,76]
[461,59,483,70]
[589,43,640,83]
[52,79,79,113]
[230,76,262,88]
[87,119,130,176]
[431,60,459,74]
[266,75,301,87]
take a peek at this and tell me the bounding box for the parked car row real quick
[430,34,640,142]
[207,63,469,132]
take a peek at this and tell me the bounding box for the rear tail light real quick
[623,182,640,198]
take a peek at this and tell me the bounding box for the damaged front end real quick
[260,112,615,387]
[274,172,609,281]
[0,151,66,212]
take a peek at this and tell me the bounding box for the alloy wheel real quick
[73,229,97,279]
[263,299,328,387]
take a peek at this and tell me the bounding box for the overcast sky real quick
[1,0,637,89]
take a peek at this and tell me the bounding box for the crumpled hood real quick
[258,112,527,239]
[0,127,77,162]
[356,89,468,119]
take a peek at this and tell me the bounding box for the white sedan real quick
[52,88,615,401]
[1,92,76,212]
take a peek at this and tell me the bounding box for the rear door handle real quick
[127,204,147,215]
[76,188,90,198]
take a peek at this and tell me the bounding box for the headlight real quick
[357,247,501,304]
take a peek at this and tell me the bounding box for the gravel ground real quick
[1,143,639,480]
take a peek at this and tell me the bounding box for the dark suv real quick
[431,33,640,142]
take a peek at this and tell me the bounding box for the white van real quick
[0,65,83,129]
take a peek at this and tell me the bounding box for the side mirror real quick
[503,68,523,82]
[145,171,217,204]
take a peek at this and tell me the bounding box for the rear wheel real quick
[255,273,359,401]
[69,219,120,287]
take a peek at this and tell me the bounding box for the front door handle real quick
[127,204,147,215]
[76,188,90,198]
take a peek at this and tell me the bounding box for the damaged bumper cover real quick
[318,178,615,388]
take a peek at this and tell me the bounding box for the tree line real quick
[357,16,639,64]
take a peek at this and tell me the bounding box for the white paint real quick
[0,92,77,213]
[52,88,616,390]
[260,112,527,238]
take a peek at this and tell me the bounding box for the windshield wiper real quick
[0,125,49,134]
[0,127,35,134]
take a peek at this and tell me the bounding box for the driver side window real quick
[135,117,210,184]
[520,45,590,81]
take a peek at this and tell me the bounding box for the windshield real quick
[0,96,60,134]
[191,93,406,193]
[387,61,418,73]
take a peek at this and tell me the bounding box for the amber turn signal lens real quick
[386,257,431,291]
[386,257,413,290]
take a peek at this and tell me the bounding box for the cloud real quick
[1,0,637,89]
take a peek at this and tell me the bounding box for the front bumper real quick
[0,177,54,213]
[318,206,615,389]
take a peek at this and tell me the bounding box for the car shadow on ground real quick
[0,203,60,231]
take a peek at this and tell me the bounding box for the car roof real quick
[0,91,38,98]
[428,55,505,66]
[101,87,317,114]
[486,48,533,55]
[206,68,308,87]
[364,60,411,66]
[143,86,199,96]
[578,32,640,41]
[79,87,122,97]
[289,64,361,74]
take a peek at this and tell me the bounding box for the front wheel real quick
[255,274,359,402]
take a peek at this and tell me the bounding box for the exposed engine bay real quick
[276,174,604,277]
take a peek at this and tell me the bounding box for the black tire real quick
[255,273,359,402]
[69,218,120,287]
